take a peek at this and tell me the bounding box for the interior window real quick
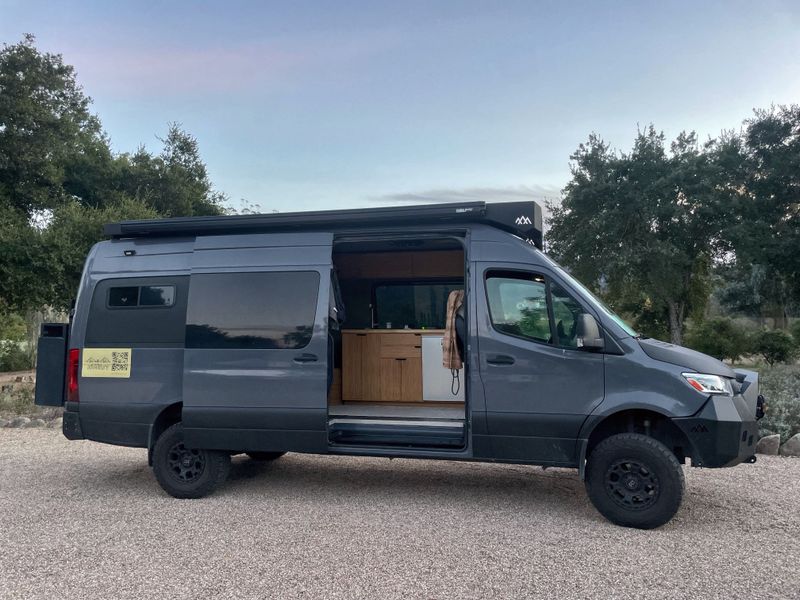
[374,282,461,329]
[486,272,551,343]
[550,281,586,348]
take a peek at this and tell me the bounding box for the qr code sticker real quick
[111,351,129,372]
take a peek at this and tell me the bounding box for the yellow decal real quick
[82,348,132,378]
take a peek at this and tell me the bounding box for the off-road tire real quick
[246,451,286,461]
[585,433,685,529]
[152,423,231,499]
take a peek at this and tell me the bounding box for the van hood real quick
[637,338,736,378]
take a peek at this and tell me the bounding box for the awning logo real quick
[515,215,532,225]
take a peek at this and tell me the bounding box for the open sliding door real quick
[182,232,333,453]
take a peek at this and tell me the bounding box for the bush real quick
[0,384,35,415]
[791,320,800,348]
[0,341,33,372]
[685,317,750,361]
[752,329,798,366]
[756,364,800,443]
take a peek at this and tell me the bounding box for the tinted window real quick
[186,271,320,349]
[87,277,188,347]
[140,285,175,307]
[375,282,462,329]
[108,286,139,307]
[486,272,550,343]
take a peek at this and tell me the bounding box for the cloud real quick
[65,29,403,97]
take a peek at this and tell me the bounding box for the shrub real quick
[0,384,35,415]
[685,317,750,361]
[752,329,798,366]
[756,364,800,443]
[0,341,33,372]
[791,320,800,348]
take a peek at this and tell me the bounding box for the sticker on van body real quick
[82,348,132,378]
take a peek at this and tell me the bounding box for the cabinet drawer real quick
[381,333,421,346]
[380,345,421,359]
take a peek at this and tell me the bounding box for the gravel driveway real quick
[1,430,798,599]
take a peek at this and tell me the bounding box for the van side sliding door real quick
[182,233,333,453]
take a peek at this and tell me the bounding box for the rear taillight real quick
[67,348,80,402]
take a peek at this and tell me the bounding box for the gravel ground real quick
[1,430,798,600]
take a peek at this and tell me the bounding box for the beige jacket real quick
[442,290,464,370]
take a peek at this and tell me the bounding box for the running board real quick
[328,419,465,449]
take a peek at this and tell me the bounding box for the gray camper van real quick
[34,201,765,529]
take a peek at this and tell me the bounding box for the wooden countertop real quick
[342,329,445,335]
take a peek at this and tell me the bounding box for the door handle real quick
[293,353,318,363]
[486,354,515,365]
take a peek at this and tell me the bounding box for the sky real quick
[2,0,799,214]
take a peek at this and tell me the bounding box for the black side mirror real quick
[576,313,604,351]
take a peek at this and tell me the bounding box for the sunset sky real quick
[2,0,799,213]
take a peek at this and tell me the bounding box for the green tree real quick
[0,36,228,314]
[684,317,750,362]
[0,35,106,217]
[114,124,226,217]
[547,127,726,345]
[753,329,798,366]
[723,105,800,329]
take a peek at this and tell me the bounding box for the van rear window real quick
[185,271,320,350]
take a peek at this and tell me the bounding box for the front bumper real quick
[673,394,759,468]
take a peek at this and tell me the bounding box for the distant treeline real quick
[547,108,799,346]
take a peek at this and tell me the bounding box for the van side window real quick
[550,281,586,348]
[486,271,551,343]
[108,286,140,307]
[140,285,175,307]
[186,271,320,350]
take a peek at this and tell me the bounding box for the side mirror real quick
[576,313,604,351]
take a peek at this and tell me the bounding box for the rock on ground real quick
[48,417,63,429]
[0,418,8,428]
[756,434,780,455]
[780,433,800,457]
[25,418,47,428]
[8,416,30,428]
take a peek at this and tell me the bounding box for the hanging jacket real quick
[443,289,465,370]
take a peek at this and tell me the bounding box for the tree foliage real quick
[0,36,227,313]
[684,317,751,362]
[721,105,800,328]
[547,127,724,344]
[752,329,798,366]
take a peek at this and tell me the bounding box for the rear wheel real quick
[152,423,230,499]
[246,451,286,462]
[585,433,684,529]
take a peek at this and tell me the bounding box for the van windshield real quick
[550,266,638,338]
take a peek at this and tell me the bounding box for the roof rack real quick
[104,201,543,249]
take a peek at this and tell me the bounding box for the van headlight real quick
[681,373,733,396]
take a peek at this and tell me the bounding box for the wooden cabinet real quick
[342,330,435,402]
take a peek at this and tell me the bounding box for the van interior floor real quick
[328,403,463,420]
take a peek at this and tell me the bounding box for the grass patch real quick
[0,383,60,421]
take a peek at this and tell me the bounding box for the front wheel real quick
[152,423,231,499]
[585,433,685,529]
